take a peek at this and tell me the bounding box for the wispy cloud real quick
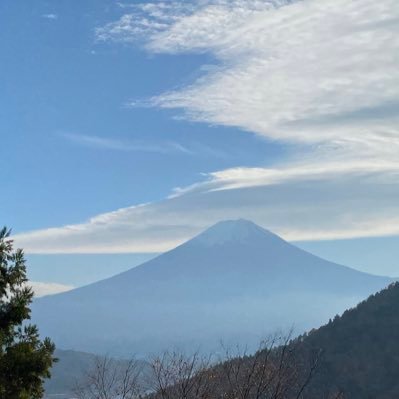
[96,1,289,48]
[42,13,58,20]
[98,0,399,167]
[96,2,198,43]
[61,132,233,158]
[13,159,399,254]
[61,133,192,155]
[14,0,399,254]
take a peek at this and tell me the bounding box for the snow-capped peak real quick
[191,219,276,246]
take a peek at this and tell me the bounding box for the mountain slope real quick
[296,282,399,398]
[44,349,97,398]
[44,349,149,398]
[32,220,392,356]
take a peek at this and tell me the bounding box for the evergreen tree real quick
[0,227,56,399]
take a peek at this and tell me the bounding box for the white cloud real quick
[12,159,399,253]
[99,0,399,155]
[13,0,399,254]
[29,282,73,297]
[97,1,290,49]
[149,0,399,150]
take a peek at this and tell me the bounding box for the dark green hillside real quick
[299,282,399,398]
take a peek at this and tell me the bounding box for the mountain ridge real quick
[295,282,399,398]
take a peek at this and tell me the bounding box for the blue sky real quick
[2,0,399,294]
[1,0,286,233]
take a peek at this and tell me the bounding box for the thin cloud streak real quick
[61,133,193,155]
[61,133,232,158]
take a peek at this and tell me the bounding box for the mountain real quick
[293,282,399,398]
[31,219,393,356]
[44,349,149,398]
[44,349,97,398]
[46,284,399,398]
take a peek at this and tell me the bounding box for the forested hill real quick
[297,282,399,398]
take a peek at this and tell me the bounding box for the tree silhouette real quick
[0,227,56,399]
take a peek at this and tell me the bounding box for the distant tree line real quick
[291,282,399,399]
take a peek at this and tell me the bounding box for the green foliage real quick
[209,283,399,398]
[295,282,399,398]
[0,227,56,399]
